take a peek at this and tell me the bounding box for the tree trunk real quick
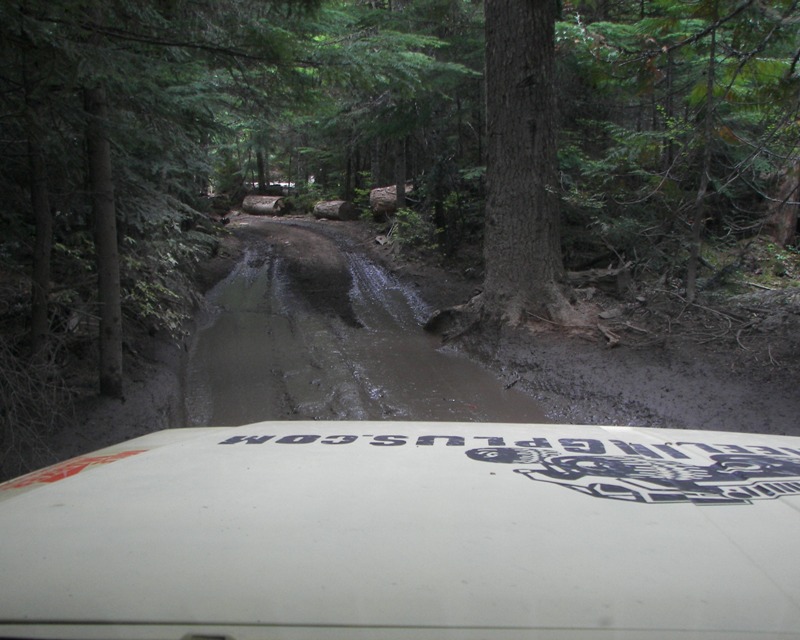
[481,0,570,324]
[662,50,675,172]
[85,84,124,398]
[28,137,52,357]
[764,163,799,247]
[685,0,718,304]
[256,149,268,194]
[370,138,381,187]
[22,46,53,358]
[369,184,410,217]
[344,150,354,202]
[394,137,407,210]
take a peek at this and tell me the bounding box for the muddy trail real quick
[45,213,800,475]
[185,218,545,425]
[184,215,800,439]
[200,215,800,436]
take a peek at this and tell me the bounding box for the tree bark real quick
[256,149,268,194]
[242,194,287,215]
[28,137,52,357]
[685,0,718,304]
[394,137,407,210]
[764,163,799,247]
[344,150,354,202]
[85,84,124,398]
[481,0,571,323]
[369,184,410,217]
[370,138,382,187]
[313,200,357,220]
[21,43,53,358]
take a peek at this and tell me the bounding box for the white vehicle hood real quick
[1,421,800,639]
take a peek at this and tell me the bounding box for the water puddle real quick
[185,226,545,426]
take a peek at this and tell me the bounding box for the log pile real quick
[242,195,288,216]
[369,184,413,217]
[313,200,358,221]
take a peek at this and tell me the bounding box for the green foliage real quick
[119,202,220,338]
[555,0,800,276]
[290,180,329,213]
[352,172,374,212]
[287,0,484,196]
[392,207,437,251]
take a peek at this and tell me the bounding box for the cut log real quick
[369,183,413,217]
[567,264,632,298]
[242,195,288,216]
[313,200,358,221]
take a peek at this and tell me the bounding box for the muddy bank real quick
[461,324,800,436]
[38,231,247,468]
[43,213,800,473]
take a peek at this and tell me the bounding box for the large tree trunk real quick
[369,184,411,218]
[85,84,123,398]
[481,0,571,324]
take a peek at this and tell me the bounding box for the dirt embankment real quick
[45,213,800,471]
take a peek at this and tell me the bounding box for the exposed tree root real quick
[425,285,581,343]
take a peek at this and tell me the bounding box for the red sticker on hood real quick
[1,449,148,490]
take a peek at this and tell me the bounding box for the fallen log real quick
[313,200,358,221]
[567,264,632,298]
[242,195,288,216]
[369,184,413,217]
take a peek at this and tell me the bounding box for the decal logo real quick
[0,450,147,490]
[465,447,800,505]
[218,432,800,506]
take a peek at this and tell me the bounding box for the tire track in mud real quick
[185,218,546,426]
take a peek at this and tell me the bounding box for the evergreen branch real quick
[660,0,756,55]
[35,16,293,65]
[604,0,758,60]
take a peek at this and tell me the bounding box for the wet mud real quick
[185,218,545,426]
[183,215,800,438]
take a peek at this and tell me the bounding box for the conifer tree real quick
[480,0,572,323]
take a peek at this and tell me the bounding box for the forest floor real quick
[33,212,800,475]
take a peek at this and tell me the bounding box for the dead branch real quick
[597,323,621,347]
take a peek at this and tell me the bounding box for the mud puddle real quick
[185,221,545,426]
